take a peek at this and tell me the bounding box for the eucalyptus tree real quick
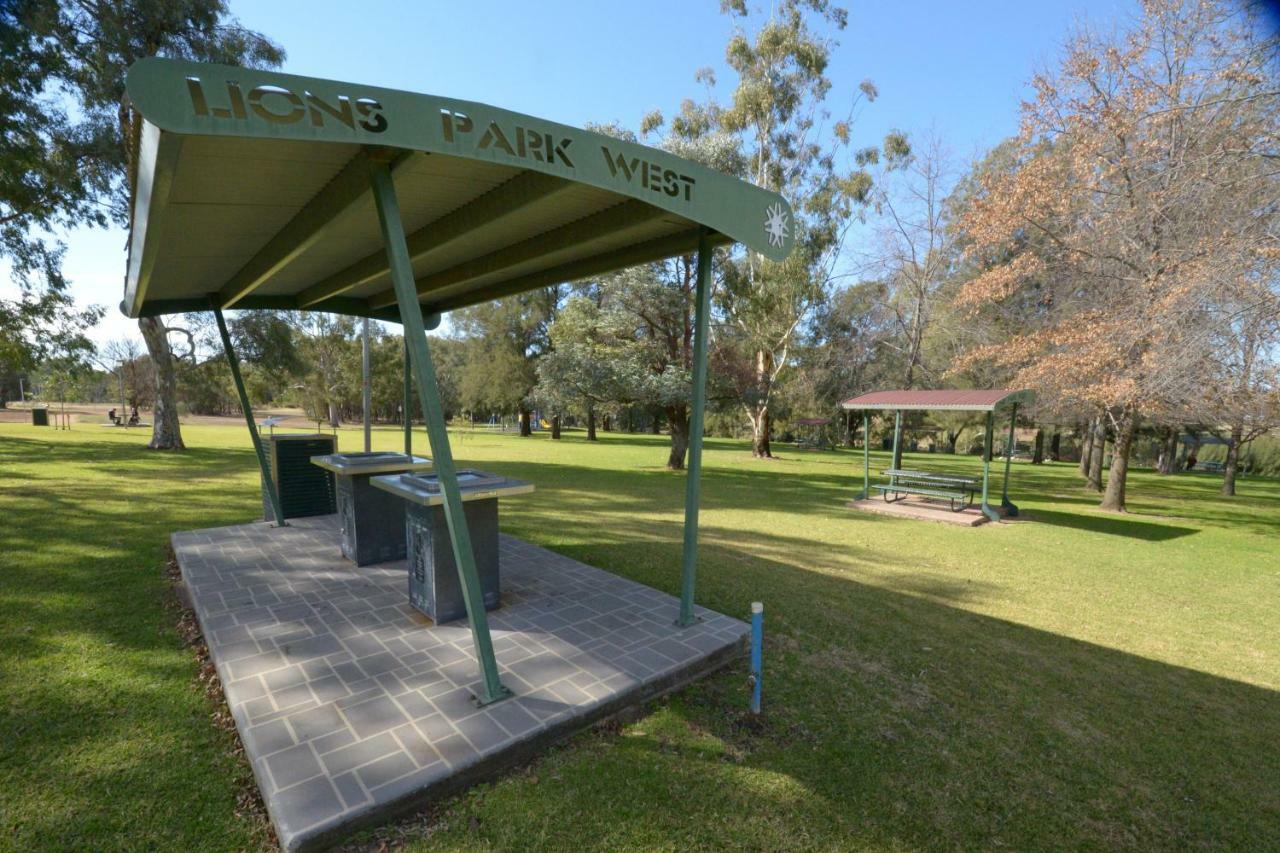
[14,0,284,449]
[0,2,107,380]
[709,0,904,458]
[454,288,560,435]
[533,292,634,441]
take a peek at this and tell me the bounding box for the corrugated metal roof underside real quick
[840,389,1034,412]
[132,133,714,320]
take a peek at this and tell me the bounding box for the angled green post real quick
[855,411,870,499]
[369,160,509,705]
[677,230,713,627]
[403,336,412,455]
[890,410,902,469]
[213,304,286,527]
[1001,403,1020,517]
[980,411,999,522]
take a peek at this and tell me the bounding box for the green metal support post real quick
[980,411,999,522]
[856,411,870,500]
[677,230,713,628]
[368,160,509,705]
[890,410,902,469]
[403,337,412,455]
[212,304,286,527]
[1001,403,1019,517]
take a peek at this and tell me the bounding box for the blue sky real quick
[43,0,1137,344]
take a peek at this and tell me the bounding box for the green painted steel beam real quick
[856,411,870,500]
[131,295,437,327]
[1001,402,1020,517]
[980,412,999,522]
[891,410,902,469]
[368,199,668,310]
[677,231,713,627]
[298,170,573,307]
[424,229,722,316]
[122,126,183,318]
[403,336,412,455]
[369,159,510,705]
[212,304,285,527]
[218,151,406,308]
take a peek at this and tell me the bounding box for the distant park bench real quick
[1200,460,1224,473]
[872,468,979,512]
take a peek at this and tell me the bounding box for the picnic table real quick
[872,468,979,512]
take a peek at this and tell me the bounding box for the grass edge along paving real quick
[1,421,1277,851]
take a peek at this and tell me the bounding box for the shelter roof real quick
[120,58,794,322]
[840,389,1034,413]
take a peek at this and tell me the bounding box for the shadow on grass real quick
[489,530,1280,850]
[1024,508,1198,541]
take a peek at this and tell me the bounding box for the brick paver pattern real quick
[173,516,746,851]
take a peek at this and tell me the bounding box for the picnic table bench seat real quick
[874,468,978,512]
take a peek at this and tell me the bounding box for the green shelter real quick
[121,58,794,705]
[841,389,1034,522]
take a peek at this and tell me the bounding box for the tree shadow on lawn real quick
[0,432,260,479]
[451,535,1280,850]
[1021,508,1198,541]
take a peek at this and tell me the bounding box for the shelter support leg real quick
[369,161,509,705]
[212,305,286,527]
[980,412,999,522]
[677,231,713,627]
[362,318,372,452]
[855,411,870,500]
[891,410,902,468]
[1001,403,1019,517]
[403,337,412,455]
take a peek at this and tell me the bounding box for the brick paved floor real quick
[172,516,747,852]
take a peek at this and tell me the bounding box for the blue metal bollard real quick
[749,601,763,714]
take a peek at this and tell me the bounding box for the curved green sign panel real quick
[126,58,795,261]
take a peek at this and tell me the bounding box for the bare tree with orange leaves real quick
[950,0,1279,511]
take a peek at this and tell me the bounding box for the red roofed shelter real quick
[840,389,1034,522]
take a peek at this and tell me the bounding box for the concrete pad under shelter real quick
[172,515,747,851]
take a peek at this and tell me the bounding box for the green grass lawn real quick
[2,421,1277,850]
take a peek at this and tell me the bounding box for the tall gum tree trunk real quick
[666,404,689,470]
[1101,408,1137,511]
[1087,418,1106,492]
[519,408,531,436]
[1032,429,1044,464]
[139,316,184,450]
[550,415,561,440]
[1222,422,1243,496]
[1078,420,1094,478]
[1050,431,1061,461]
[749,348,774,459]
[749,407,773,458]
[587,407,598,441]
[1156,427,1179,475]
